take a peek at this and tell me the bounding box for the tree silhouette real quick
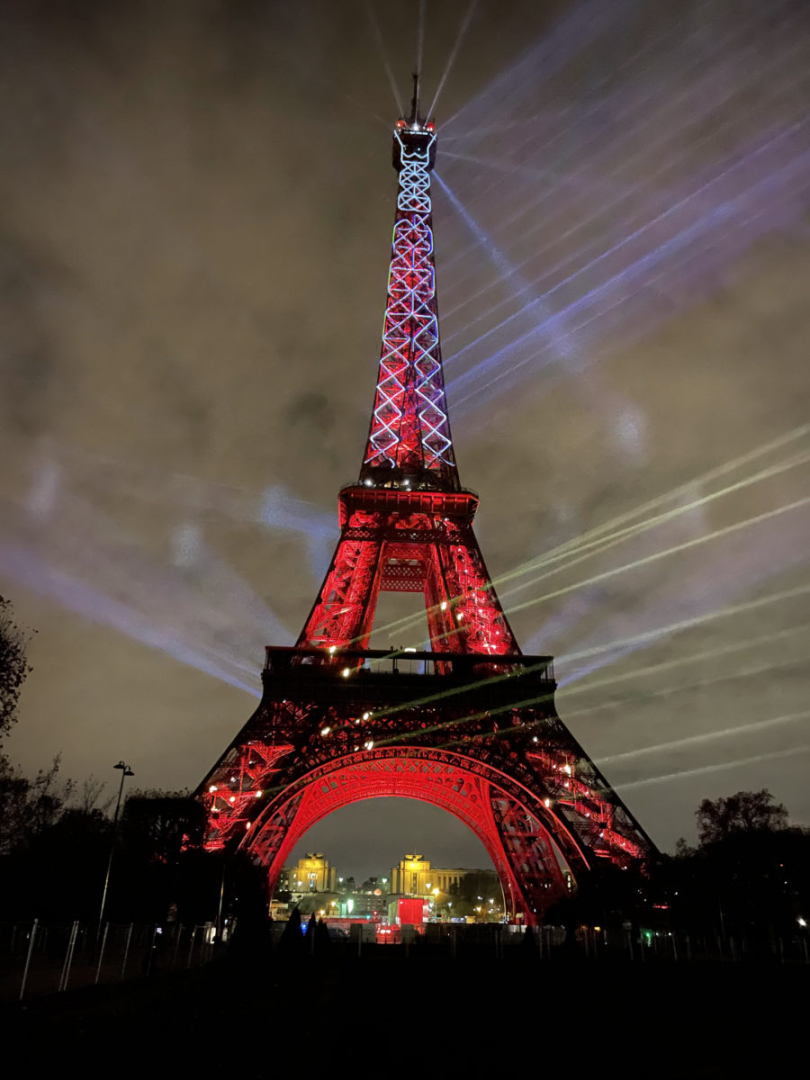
[667,789,808,941]
[0,754,74,857]
[0,595,32,742]
[696,789,788,845]
[278,906,305,957]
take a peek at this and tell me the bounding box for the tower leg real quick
[298,537,383,650]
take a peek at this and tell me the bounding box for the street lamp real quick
[433,887,440,920]
[98,760,134,933]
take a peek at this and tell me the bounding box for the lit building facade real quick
[389,855,481,898]
[285,853,338,893]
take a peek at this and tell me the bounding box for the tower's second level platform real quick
[338,483,479,527]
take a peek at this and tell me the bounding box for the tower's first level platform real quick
[262,645,555,712]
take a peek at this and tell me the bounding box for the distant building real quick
[276,852,498,919]
[390,854,434,896]
[284,853,338,894]
[337,892,385,919]
[389,854,492,899]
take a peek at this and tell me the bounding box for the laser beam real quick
[618,744,810,791]
[428,0,479,118]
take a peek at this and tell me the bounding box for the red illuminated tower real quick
[199,81,652,922]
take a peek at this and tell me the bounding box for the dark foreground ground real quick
[1,946,806,1077]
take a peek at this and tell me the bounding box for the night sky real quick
[1,0,808,882]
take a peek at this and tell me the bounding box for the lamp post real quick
[98,760,134,934]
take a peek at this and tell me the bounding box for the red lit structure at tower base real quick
[198,82,652,923]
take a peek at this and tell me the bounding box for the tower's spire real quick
[359,88,456,492]
[409,71,420,125]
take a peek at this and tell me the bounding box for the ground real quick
[1,945,805,1075]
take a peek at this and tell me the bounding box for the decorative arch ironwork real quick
[244,747,585,922]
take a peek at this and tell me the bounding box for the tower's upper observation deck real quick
[392,75,437,172]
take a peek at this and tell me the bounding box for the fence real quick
[509,924,810,965]
[0,920,223,1002]
[2,919,807,1000]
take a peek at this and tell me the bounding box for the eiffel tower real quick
[199,79,652,922]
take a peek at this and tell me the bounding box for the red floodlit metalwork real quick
[296,488,518,655]
[198,95,653,923]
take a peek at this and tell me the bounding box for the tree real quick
[696,789,788,846]
[225,851,272,960]
[0,768,224,922]
[11,804,112,921]
[120,789,207,863]
[113,789,210,922]
[0,755,106,920]
[666,789,807,943]
[0,595,32,741]
[448,870,501,907]
[0,753,74,856]
[544,860,650,934]
[278,906,305,957]
[76,775,113,815]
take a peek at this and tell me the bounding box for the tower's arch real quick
[242,747,589,923]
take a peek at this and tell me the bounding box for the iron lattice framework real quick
[198,85,652,922]
[360,115,457,487]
